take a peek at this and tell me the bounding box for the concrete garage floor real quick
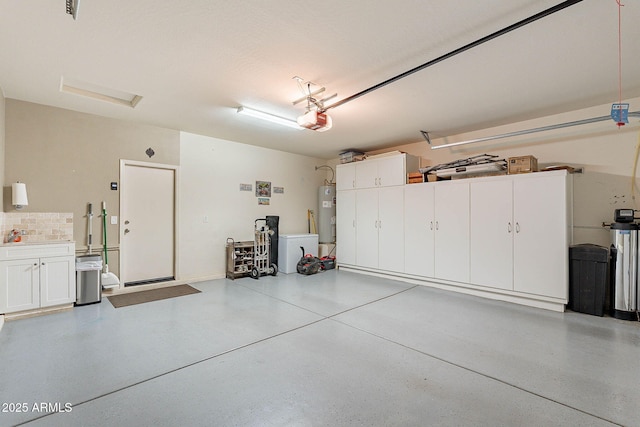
[0,270,638,426]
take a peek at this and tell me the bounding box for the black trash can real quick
[569,244,609,316]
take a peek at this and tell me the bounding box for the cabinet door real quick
[513,175,569,299]
[0,258,40,314]
[434,182,470,283]
[356,188,379,268]
[378,186,404,272]
[355,161,378,189]
[40,256,76,308]
[470,179,514,290]
[404,183,435,277]
[336,190,357,266]
[377,155,405,187]
[336,163,356,191]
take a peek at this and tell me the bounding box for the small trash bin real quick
[569,244,609,316]
[76,254,103,306]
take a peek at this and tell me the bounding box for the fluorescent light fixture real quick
[60,76,143,108]
[236,106,302,129]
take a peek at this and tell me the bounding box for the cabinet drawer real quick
[0,243,75,261]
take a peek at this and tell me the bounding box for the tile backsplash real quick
[1,212,73,243]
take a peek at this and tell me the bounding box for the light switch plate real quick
[110,216,118,225]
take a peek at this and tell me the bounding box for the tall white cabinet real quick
[404,184,435,277]
[338,163,573,312]
[434,182,470,283]
[469,173,571,300]
[336,153,419,272]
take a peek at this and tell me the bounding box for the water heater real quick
[318,185,336,243]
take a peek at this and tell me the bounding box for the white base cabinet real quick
[0,243,76,314]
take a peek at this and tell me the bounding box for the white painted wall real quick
[368,97,640,248]
[178,132,326,281]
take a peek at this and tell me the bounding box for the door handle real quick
[430,221,433,230]
[125,220,130,225]
[515,222,520,233]
[435,221,439,230]
[508,222,512,233]
[124,228,131,234]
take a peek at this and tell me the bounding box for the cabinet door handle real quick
[515,222,520,233]
[41,262,45,266]
[378,220,382,229]
[352,180,355,188]
[352,219,356,228]
[33,263,37,266]
[430,221,433,230]
[435,221,439,230]
[508,222,512,233]
[378,177,382,186]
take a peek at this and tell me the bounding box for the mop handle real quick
[102,204,108,266]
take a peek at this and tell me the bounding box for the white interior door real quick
[121,162,176,286]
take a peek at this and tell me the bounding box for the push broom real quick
[101,201,120,288]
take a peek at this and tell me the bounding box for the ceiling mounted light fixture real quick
[236,106,302,130]
[60,76,143,108]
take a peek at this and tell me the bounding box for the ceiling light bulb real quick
[236,106,301,130]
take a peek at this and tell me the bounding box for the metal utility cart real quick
[251,218,278,279]
[225,238,254,279]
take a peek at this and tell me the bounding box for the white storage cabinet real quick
[469,172,571,299]
[356,186,404,272]
[336,153,418,271]
[0,243,76,314]
[404,181,470,283]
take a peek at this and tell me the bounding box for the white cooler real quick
[278,234,319,274]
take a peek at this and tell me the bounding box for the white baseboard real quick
[338,265,567,313]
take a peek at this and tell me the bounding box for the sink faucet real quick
[7,229,21,243]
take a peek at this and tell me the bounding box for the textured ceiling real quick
[1,0,639,159]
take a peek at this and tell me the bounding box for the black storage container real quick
[569,244,609,316]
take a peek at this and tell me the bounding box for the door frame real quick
[119,159,180,287]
